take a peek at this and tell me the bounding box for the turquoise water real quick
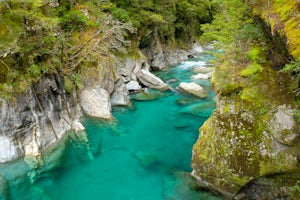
[0,52,223,200]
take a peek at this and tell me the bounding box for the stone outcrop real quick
[79,87,112,119]
[191,73,210,80]
[191,3,300,196]
[137,69,168,91]
[192,66,214,74]
[178,82,208,98]
[145,35,192,70]
[111,79,130,106]
[0,74,80,163]
[192,94,300,199]
[125,80,142,91]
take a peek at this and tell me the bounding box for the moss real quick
[250,0,300,59]
[240,87,259,103]
[64,76,74,94]
[284,15,300,58]
[223,104,230,113]
[212,62,243,95]
[240,63,263,77]
[272,0,298,22]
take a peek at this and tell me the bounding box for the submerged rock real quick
[179,101,216,118]
[132,88,166,101]
[72,119,85,132]
[0,175,8,200]
[137,69,168,90]
[176,98,198,106]
[79,87,112,119]
[178,82,208,98]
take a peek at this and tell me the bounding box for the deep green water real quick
[0,52,223,200]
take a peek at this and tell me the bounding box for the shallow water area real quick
[0,51,223,200]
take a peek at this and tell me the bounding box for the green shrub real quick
[281,58,300,73]
[112,7,129,22]
[28,64,41,78]
[70,73,83,89]
[240,63,263,77]
[59,10,90,31]
[247,48,261,62]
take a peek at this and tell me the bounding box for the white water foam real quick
[176,60,207,70]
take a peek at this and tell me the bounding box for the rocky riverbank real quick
[0,40,201,164]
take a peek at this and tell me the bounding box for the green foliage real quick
[59,10,90,32]
[239,23,265,42]
[28,64,41,78]
[294,110,300,123]
[64,76,74,94]
[70,73,83,89]
[290,180,300,198]
[240,64,263,77]
[280,58,300,95]
[240,86,260,104]
[110,0,212,45]
[247,47,260,62]
[0,0,213,98]
[281,58,300,73]
[200,0,255,46]
[111,7,130,22]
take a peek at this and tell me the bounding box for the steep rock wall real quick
[191,0,300,199]
[0,38,192,164]
[0,72,80,163]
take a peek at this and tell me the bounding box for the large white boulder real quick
[178,82,208,98]
[79,87,112,119]
[137,69,168,91]
[193,66,214,74]
[191,73,210,80]
[126,80,142,91]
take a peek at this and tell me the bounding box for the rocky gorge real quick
[1,0,300,199]
[0,40,198,164]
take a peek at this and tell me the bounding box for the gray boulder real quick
[191,73,210,80]
[269,105,298,145]
[192,66,214,74]
[79,87,112,119]
[111,79,130,106]
[126,80,142,91]
[137,69,168,91]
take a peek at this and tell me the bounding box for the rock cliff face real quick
[0,38,191,164]
[191,0,300,199]
[0,73,79,163]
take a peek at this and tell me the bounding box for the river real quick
[0,51,223,200]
